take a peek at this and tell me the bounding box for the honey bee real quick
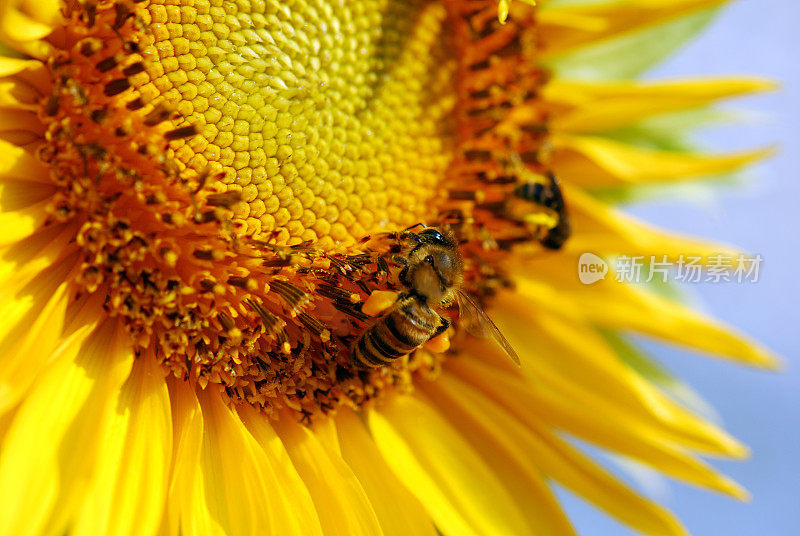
[353,226,520,368]
[512,172,571,250]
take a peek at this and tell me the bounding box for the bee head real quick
[408,233,463,306]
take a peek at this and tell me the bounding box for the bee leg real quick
[375,255,389,280]
[433,315,450,337]
[362,290,400,317]
[403,222,426,232]
[394,255,411,286]
[399,231,423,248]
[425,316,452,353]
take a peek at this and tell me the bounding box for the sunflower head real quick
[28,0,568,421]
[0,0,779,535]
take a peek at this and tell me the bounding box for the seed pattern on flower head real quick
[134,0,457,246]
[33,0,562,421]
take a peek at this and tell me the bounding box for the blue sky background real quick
[557,1,800,534]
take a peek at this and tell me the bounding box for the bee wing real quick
[456,291,521,367]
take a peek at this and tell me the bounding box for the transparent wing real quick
[456,291,521,366]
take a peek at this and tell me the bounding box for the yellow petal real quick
[423,372,693,536]
[196,387,299,536]
[273,412,382,536]
[449,356,750,492]
[17,0,62,26]
[238,405,324,536]
[369,394,533,536]
[162,379,226,536]
[0,177,53,203]
[536,9,608,33]
[539,0,728,56]
[511,262,780,368]
[0,273,69,415]
[550,132,773,187]
[0,320,134,536]
[0,399,17,443]
[0,222,76,294]
[486,296,756,455]
[544,78,775,133]
[0,78,40,109]
[0,180,55,246]
[0,249,79,416]
[0,140,51,182]
[562,184,741,259]
[0,57,42,77]
[0,21,52,50]
[0,0,60,41]
[419,377,579,536]
[336,408,438,536]
[72,351,172,536]
[0,108,43,133]
[0,129,39,147]
[0,201,48,245]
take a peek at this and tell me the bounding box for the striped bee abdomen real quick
[513,173,571,250]
[353,297,442,368]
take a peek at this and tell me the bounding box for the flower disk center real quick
[35,0,553,421]
[35,0,477,421]
[134,0,457,247]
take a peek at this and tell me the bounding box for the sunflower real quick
[0,0,779,535]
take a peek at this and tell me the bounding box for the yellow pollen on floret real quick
[133,0,458,247]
